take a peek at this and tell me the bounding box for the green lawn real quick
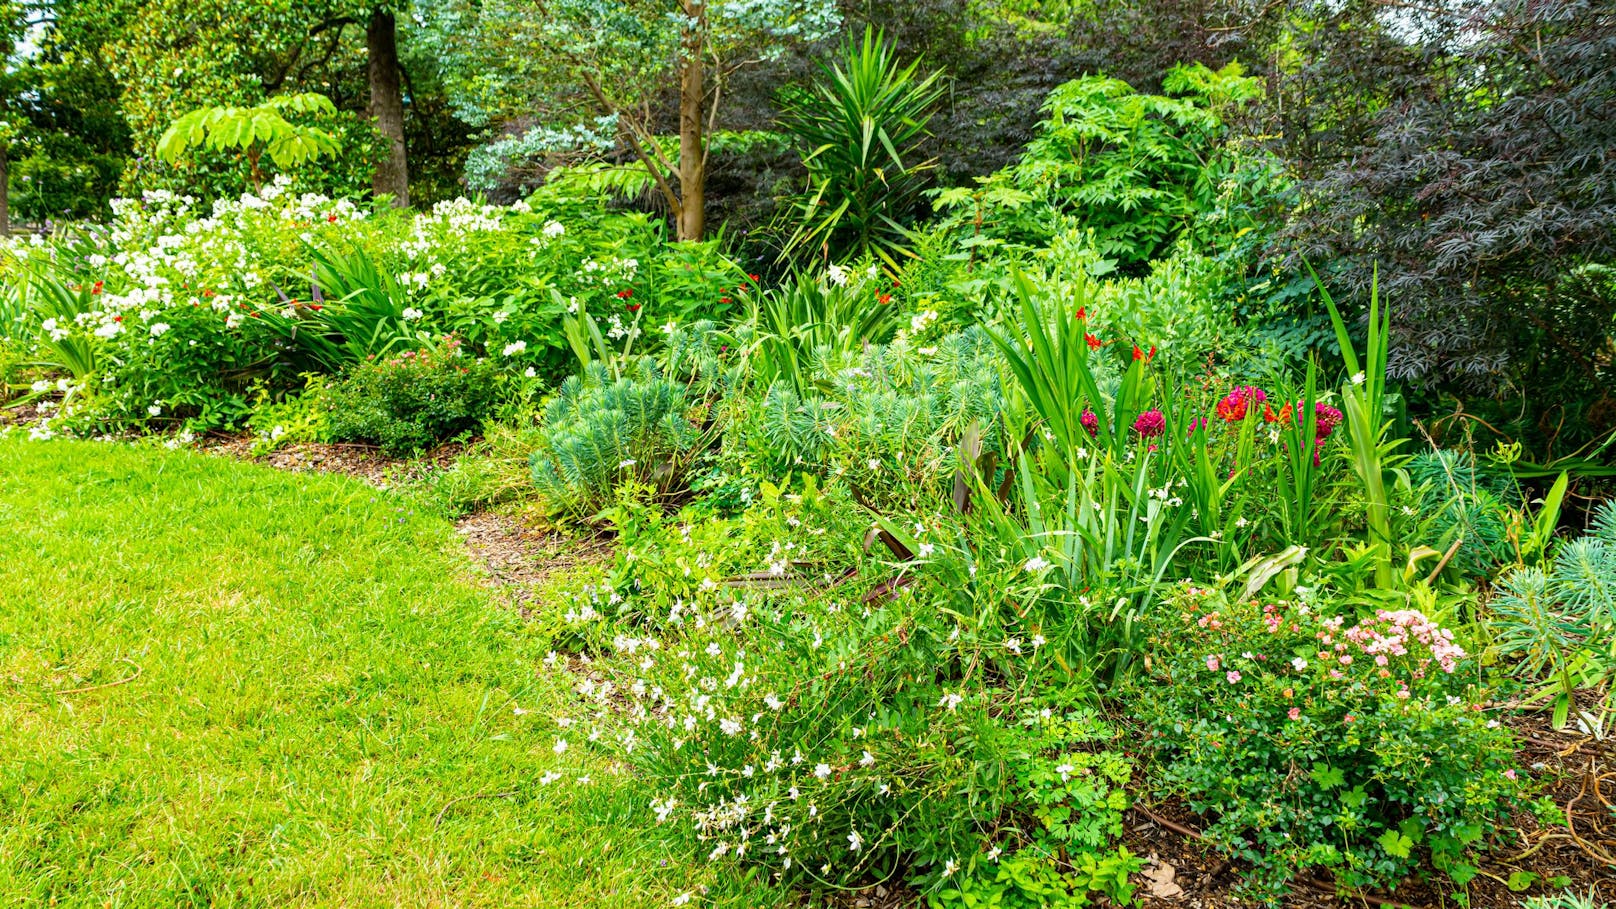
[0,438,685,907]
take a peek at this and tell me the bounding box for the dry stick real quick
[56,659,143,695]
[433,790,518,828]
[1130,803,1205,841]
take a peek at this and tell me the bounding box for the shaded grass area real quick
[0,438,685,907]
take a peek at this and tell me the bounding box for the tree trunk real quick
[367,8,409,208]
[675,0,705,241]
[0,146,10,237]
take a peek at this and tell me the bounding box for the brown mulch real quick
[455,510,612,614]
[197,436,466,487]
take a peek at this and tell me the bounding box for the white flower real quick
[501,340,527,356]
[671,893,692,906]
[552,738,568,754]
[1351,371,1366,385]
[30,380,50,393]
[402,307,423,321]
[542,220,565,238]
[1055,762,1075,781]
[943,859,959,878]
[149,322,171,337]
[1291,657,1308,671]
[147,404,163,417]
[986,846,1002,862]
[813,763,832,779]
[524,367,537,378]
[661,321,678,335]
[492,310,509,324]
[848,830,863,852]
[859,750,875,767]
[1024,556,1051,573]
[826,263,849,286]
[917,542,935,558]
[938,692,964,711]
[618,459,637,469]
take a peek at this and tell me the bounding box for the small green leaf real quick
[1377,828,1413,859]
[1309,763,1345,789]
[1505,871,1538,892]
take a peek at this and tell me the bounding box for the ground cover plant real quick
[2,2,1615,906]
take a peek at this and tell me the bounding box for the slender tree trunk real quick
[367,8,409,208]
[0,146,10,236]
[675,0,705,241]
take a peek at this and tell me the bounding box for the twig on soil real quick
[1130,803,1205,840]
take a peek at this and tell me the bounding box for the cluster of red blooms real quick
[1214,385,1267,421]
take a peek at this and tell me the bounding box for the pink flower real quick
[1132,409,1166,438]
[1225,670,1242,684]
[1206,655,1221,671]
[1287,707,1301,721]
[1504,769,1518,781]
[1080,409,1099,435]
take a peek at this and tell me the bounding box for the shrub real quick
[528,362,710,518]
[1131,586,1525,898]
[548,516,1143,900]
[1489,500,1616,727]
[326,342,500,455]
[245,375,334,455]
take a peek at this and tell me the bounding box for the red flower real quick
[1075,307,1086,321]
[112,314,122,322]
[1085,333,1101,350]
[615,289,633,299]
[749,273,760,282]
[719,296,731,304]
[878,294,891,304]
[92,281,104,294]
[327,214,338,223]
[626,303,641,312]
[1263,402,1295,426]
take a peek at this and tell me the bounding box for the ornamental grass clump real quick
[1131,586,1525,899]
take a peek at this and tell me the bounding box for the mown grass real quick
[0,438,692,907]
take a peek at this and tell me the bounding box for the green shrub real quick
[246,375,334,455]
[1489,500,1616,727]
[528,362,709,518]
[1131,586,1525,898]
[326,343,499,456]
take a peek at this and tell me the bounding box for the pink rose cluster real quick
[1317,609,1466,678]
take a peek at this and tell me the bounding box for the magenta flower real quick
[1313,403,1344,439]
[1132,409,1166,438]
[1080,409,1099,435]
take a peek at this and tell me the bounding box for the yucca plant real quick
[743,268,901,396]
[778,27,945,271]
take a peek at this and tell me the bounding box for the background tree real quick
[431,0,839,241]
